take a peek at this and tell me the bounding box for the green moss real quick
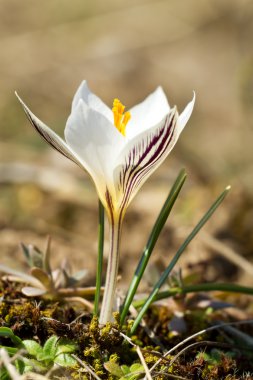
[1,280,253,378]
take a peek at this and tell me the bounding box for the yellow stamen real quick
[112,98,131,136]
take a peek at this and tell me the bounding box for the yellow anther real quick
[112,98,131,136]
[122,111,131,126]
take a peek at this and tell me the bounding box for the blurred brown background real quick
[0,0,253,290]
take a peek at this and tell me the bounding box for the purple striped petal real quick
[116,107,178,215]
[15,93,85,170]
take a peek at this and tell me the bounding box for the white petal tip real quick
[178,92,196,132]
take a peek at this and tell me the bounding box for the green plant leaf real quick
[120,169,186,325]
[129,363,144,373]
[0,327,23,347]
[15,359,25,375]
[36,353,53,364]
[0,345,18,355]
[0,368,10,380]
[24,358,48,371]
[54,353,77,367]
[119,363,144,380]
[23,340,43,357]
[130,186,230,334]
[56,338,77,355]
[121,365,130,375]
[220,324,253,349]
[133,283,253,309]
[42,336,58,358]
[104,361,124,377]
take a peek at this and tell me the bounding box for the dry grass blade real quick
[200,231,253,277]
[120,333,155,379]
[168,340,237,368]
[0,348,20,380]
[72,354,102,380]
[152,372,190,380]
[20,374,50,380]
[148,319,253,375]
[64,296,93,310]
[136,345,152,380]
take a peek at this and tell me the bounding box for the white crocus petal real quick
[178,92,196,134]
[126,86,170,138]
[113,107,178,216]
[71,80,113,122]
[15,92,85,171]
[65,99,125,210]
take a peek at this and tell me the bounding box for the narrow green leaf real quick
[133,283,253,309]
[130,186,231,334]
[221,324,253,348]
[120,169,187,325]
[0,368,10,380]
[94,200,105,316]
[15,359,25,375]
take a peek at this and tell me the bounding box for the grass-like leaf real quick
[133,283,253,309]
[120,169,187,325]
[130,186,231,334]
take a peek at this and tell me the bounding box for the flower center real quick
[112,98,131,136]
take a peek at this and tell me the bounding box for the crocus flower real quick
[16,81,195,323]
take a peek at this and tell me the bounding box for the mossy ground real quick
[1,279,253,379]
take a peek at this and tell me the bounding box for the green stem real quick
[120,169,186,325]
[99,217,121,324]
[94,200,105,316]
[133,283,253,309]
